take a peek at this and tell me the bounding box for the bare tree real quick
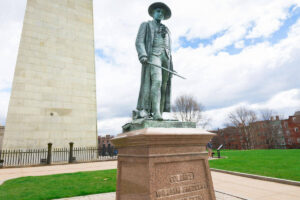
[260,109,274,121]
[172,95,210,128]
[227,106,257,149]
[259,109,280,149]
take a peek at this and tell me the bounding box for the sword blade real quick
[147,62,186,80]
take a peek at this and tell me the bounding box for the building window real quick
[284,122,288,128]
[295,128,299,132]
[297,138,300,143]
[286,130,290,136]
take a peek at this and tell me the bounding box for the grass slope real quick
[0,169,117,200]
[1,150,299,200]
[209,149,300,181]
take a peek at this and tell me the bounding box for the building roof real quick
[294,111,300,116]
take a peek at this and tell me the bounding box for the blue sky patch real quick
[95,49,114,63]
[243,5,300,47]
[221,44,243,55]
[178,4,300,55]
[178,29,227,49]
[269,6,300,44]
[0,88,11,93]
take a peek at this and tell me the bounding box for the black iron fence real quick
[0,143,117,168]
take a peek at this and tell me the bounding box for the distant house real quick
[281,111,300,149]
[212,111,300,150]
[211,127,241,150]
[98,135,116,155]
[98,135,114,148]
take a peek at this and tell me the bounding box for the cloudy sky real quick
[0,0,300,135]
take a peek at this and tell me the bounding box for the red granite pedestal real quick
[111,128,216,200]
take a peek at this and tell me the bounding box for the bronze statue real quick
[135,2,173,120]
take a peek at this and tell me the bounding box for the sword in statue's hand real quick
[147,62,186,79]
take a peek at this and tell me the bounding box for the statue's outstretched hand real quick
[140,56,148,64]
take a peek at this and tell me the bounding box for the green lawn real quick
[209,149,300,181]
[0,169,117,200]
[1,150,299,200]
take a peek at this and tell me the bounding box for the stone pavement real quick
[212,171,300,200]
[56,191,245,200]
[1,161,300,200]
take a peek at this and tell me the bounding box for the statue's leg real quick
[137,64,151,114]
[160,52,170,114]
[149,55,163,120]
[142,64,151,114]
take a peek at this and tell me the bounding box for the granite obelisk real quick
[2,0,97,149]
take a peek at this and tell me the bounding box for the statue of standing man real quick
[135,2,173,121]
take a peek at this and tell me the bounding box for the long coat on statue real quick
[135,20,173,113]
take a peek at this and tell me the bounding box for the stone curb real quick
[211,168,300,187]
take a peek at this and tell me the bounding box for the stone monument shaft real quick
[2,0,97,149]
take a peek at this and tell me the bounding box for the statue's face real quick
[153,8,165,21]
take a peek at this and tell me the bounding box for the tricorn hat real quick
[148,2,172,20]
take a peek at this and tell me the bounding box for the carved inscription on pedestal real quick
[156,182,207,198]
[154,160,211,200]
[169,172,194,183]
[156,172,208,199]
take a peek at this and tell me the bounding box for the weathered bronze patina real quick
[135,2,173,121]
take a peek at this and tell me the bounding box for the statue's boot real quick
[153,112,163,120]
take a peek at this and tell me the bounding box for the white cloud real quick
[251,89,300,111]
[246,0,291,39]
[0,1,26,91]
[205,89,300,129]
[173,17,300,108]
[0,92,10,125]
[98,117,131,136]
[234,40,245,49]
[0,0,26,125]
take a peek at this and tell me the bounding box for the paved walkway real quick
[1,161,300,200]
[212,171,300,200]
[56,191,244,200]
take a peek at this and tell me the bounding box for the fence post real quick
[47,143,52,164]
[69,142,74,163]
[102,144,106,156]
[0,149,3,168]
[108,144,112,156]
[217,150,220,158]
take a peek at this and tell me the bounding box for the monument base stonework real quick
[122,119,196,132]
[111,128,216,200]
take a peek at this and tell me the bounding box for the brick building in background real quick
[282,111,300,149]
[212,111,300,150]
[98,135,115,155]
[211,127,241,150]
